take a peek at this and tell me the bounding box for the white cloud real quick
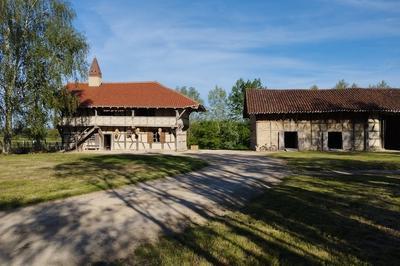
[74,0,400,99]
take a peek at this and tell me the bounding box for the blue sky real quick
[71,0,400,100]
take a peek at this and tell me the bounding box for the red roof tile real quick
[245,88,400,116]
[66,81,204,109]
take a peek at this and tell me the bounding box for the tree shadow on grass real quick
[0,152,287,265]
[281,152,400,172]
[131,155,400,265]
[0,154,207,210]
[54,154,208,187]
[3,152,398,265]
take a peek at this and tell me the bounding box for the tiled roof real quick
[66,81,204,110]
[245,88,400,116]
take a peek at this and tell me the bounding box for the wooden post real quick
[161,131,166,150]
[132,109,135,127]
[175,128,178,151]
[124,132,127,149]
[147,131,153,149]
[136,130,139,151]
[94,108,97,126]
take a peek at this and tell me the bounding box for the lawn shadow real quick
[53,153,207,188]
[0,154,206,210]
[0,152,288,265]
[131,153,400,265]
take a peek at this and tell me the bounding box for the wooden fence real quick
[0,140,63,154]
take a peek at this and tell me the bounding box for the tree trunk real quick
[2,20,13,154]
[3,87,12,154]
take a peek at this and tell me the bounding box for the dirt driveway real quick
[0,150,287,265]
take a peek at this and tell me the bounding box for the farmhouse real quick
[59,58,204,151]
[244,88,400,151]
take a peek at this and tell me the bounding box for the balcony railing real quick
[62,116,178,127]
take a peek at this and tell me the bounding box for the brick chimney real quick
[88,57,102,87]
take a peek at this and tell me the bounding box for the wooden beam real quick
[176,109,186,120]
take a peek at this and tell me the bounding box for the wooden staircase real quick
[66,126,99,151]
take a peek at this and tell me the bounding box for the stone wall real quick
[251,116,382,151]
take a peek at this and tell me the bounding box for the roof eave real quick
[248,109,400,115]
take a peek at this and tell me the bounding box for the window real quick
[153,131,160,143]
[328,132,343,149]
[284,132,298,149]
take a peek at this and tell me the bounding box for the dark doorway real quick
[284,132,298,149]
[384,117,400,150]
[328,132,342,149]
[104,134,111,150]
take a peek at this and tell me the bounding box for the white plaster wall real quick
[354,123,365,151]
[176,131,187,151]
[367,119,382,151]
[88,76,102,87]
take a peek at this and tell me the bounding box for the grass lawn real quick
[0,153,207,210]
[129,152,400,265]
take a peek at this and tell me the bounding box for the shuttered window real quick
[147,132,153,144]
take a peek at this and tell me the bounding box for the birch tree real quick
[0,0,88,152]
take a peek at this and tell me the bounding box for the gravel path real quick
[0,150,287,265]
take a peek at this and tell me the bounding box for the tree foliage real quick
[175,86,204,105]
[310,85,319,90]
[0,0,88,152]
[350,83,358,89]
[369,80,391,89]
[184,79,259,150]
[228,78,262,120]
[188,120,250,150]
[334,79,349,90]
[176,86,205,120]
[207,86,229,120]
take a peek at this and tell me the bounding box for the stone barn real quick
[244,88,400,151]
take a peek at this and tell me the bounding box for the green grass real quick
[129,152,400,265]
[0,153,207,210]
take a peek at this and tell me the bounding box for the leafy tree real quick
[176,86,205,120]
[369,80,391,89]
[310,85,319,90]
[228,78,262,120]
[334,79,349,90]
[350,83,358,89]
[208,86,229,120]
[0,0,88,153]
[188,120,250,150]
[188,120,221,149]
[176,86,204,105]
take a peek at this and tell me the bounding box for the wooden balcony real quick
[62,116,178,128]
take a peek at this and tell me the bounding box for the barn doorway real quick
[284,132,298,149]
[104,134,112,150]
[328,132,343,149]
[384,117,400,150]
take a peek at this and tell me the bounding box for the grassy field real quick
[0,153,207,210]
[129,152,400,265]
